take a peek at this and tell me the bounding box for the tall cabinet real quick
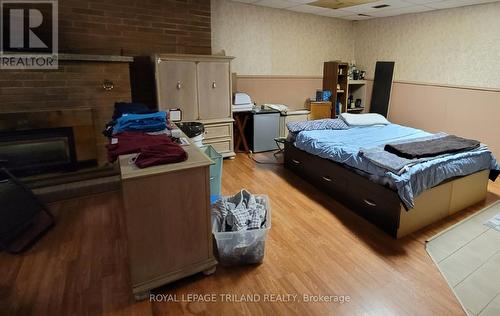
[154,54,235,158]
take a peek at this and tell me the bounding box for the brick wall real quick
[0,60,132,165]
[58,0,211,55]
[0,0,212,166]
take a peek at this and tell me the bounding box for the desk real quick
[279,110,310,138]
[119,135,217,300]
[233,110,251,153]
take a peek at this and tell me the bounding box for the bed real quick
[284,121,499,238]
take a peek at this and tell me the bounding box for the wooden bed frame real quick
[284,142,489,238]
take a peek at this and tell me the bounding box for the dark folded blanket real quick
[384,135,480,159]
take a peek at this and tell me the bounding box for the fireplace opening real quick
[0,127,78,177]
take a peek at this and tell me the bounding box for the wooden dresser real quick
[154,54,235,158]
[119,137,217,300]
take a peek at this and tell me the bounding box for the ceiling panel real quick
[425,0,500,9]
[297,0,378,10]
[254,0,297,8]
[233,0,500,20]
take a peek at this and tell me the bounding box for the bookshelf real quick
[323,61,367,116]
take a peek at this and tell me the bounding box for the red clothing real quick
[106,132,185,164]
[134,143,187,168]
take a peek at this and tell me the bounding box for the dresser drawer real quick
[203,138,232,154]
[204,123,231,140]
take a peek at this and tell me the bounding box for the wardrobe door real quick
[197,61,230,120]
[157,60,198,120]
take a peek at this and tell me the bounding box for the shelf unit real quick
[347,80,367,113]
[323,61,367,116]
[323,61,348,117]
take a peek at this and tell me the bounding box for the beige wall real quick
[355,3,500,157]
[354,2,500,89]
[214,1,500,158]
[211,0,354,76]
[235,75,322,109]
[363,80,500,158]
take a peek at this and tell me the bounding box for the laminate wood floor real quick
[1,153,500,316]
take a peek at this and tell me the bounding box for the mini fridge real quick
[245,109,280,152]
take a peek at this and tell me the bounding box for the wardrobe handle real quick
[209,176,215,181]
[212,81,217,89]
[291,159,301,165]
[102,79,114,91]
[363,199,377,207]
[176,81,182,89]
[322,176,333,182]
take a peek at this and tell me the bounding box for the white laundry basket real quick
[212,195,271,266]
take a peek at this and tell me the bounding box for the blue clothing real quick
[294,124,500,209]
[113,112,167,134]
[112,102,154,120]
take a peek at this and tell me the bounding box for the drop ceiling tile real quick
[402,0,442,4]
[342,14,374,20]
[317,8,355,17]
[287,4,331,13]
[369,4,434,16]
[340,0,413,14]
[426,0,500,9]
[231,0,260,3]
[287,0,316,4]
[236,0,500,19]
[254,0,297,9]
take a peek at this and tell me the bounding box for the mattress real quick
[294,124,500,209]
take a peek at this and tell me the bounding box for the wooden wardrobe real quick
[154,54,235,158]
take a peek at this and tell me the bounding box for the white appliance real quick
[232,92,254,112]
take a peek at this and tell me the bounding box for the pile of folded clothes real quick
[104,102,187,168]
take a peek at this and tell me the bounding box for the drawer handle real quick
[102,79,114,91]
[363,199,377,207]
[322,176,333,182]
[212,81,217,89]
[292,159,301,165]
[176,81,182,89]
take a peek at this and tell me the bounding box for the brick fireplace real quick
[0,54,133,200]
[0,0,212,201]
[0,109,97,177]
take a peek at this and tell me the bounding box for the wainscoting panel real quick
[235,75,322,110]
[378,80,500,158]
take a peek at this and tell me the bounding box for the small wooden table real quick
[233,110,251,153]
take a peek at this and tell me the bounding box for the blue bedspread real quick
[294,124,500,209]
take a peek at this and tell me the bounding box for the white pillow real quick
[340,113,390,126]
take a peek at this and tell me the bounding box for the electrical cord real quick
[248,151,284,165]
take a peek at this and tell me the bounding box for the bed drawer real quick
[285,142,402,237]
[285,143,347,195]
[284,143,312,177]
[346,181,401,235]
[314,171,348,195]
